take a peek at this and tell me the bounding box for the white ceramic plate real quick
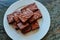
[3,0,50,40]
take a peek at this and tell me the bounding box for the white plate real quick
[3,0,50,40]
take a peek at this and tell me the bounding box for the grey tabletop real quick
[0,0,60,40]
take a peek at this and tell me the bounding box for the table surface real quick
[0,0,60,40]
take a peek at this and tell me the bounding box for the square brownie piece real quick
[21,26,31,34]
[21,3,38,12]
[17,22,29,30]
[7,14,14,24]
[13,11,20,23]
[29,10,42,23]
[31,21,39,30]
[27,3,38,12]
[19,8,33,23]
[12,22,19,30]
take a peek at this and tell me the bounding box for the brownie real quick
[29,10,42,23]
[21,26,31,34]
[17,22,29,30]
[7,14,14,24]
[12,22,19,30]
[27,3,38,12]
[13,11,20,23]
[21,3,38,12]
[19,8,33,23]
[31,21,39,30]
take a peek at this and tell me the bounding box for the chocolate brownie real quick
[21,26,31,34]
[17,22,29,30]
[21,3,38,12]
[12,22,19,30]
[29,10,42,23]
[19,8,33,23]
[7,14,14,24]
[31,21,39,30]
[13,11,20,23]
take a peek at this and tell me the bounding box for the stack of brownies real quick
[7,3,42,34]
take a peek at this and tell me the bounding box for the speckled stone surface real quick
[0,0,60,40]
